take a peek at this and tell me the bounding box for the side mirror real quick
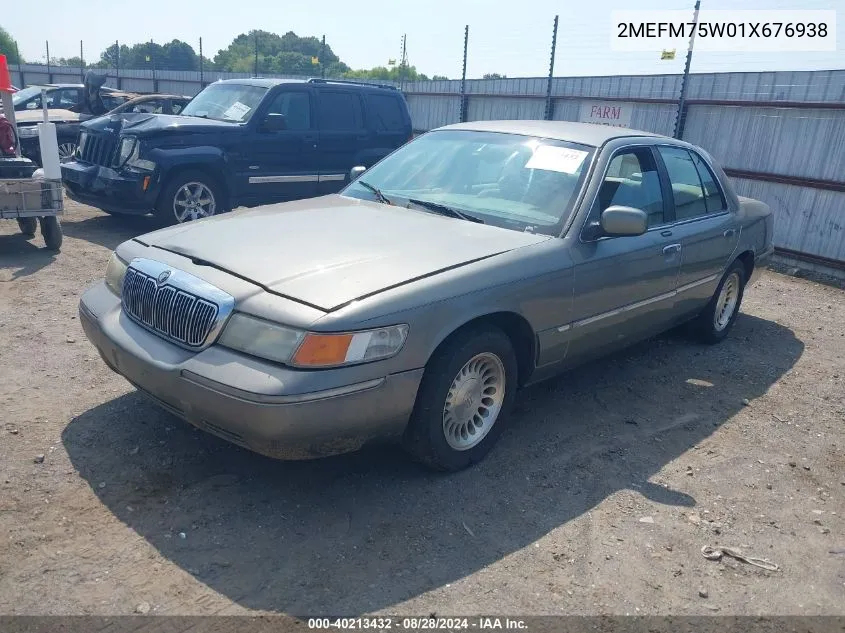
[349,165,366,182]
[599,205,648,237]
[261,113,287,131]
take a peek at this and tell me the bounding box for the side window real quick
[266,91,312,130]
[50,89,80,108]
[171,101,185,115]
[657,146,708,221]
[597,147,665,228]
[690,152,726,213]
[367,94,405,132]
[317,91,364,131]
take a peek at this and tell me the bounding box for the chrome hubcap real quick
[714,272,740,331]
[58,143,77,162]
[173,182,216,223]
[442,352,506,451]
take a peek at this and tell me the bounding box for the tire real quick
[403,326,518,472]
[40,216,62,252]
[57,141,78,163]
[17,217,37,237]
[688,260,746,344]
[155,170,222,226]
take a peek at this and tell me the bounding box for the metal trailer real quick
[0,172,64,251]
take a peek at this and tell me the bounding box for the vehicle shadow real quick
[62,313,803,616]
[0,232,57,279]
[61,212,162,251]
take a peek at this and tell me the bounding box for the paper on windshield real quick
[525,145,588,174]
[222,101,251,121]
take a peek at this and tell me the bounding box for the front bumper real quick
[78,281,423,459]
[61,161,159,214]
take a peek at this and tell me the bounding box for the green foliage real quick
[432,75,449,80]
[342,65,429,82]
[52,56,85,67]
[483,73,506,79]
[0,26,22,64]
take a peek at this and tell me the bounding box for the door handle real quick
[663,244,682,255]
[660,230,673,237]
[723,229,736,238]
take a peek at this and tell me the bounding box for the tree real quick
[0,26,22,64]
[432,75,449,80]
[52,56,85,67]
[342,65,429,82]
[213,30,344,76]
[483,73,506,79]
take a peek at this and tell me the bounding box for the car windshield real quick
[12,86,49,106]
[181,83,267,122]
[342,130,596,235]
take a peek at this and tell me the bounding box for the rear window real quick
[317,91,363,131]
[367,94,406,132]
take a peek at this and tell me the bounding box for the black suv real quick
[61,78,413,224]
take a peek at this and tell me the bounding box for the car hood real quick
[15,109,82,125]
[81,112,239,137]
[136,195,551,311]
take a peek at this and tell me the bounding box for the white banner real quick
[579,101,634,128]
[611,10,836,52]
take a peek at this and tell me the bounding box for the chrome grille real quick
[79,132,117,167]
[122,266,219,348]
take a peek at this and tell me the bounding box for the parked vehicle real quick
[78,120,774,471]
[106,93,192,116]
[15,85,135,165]
[61,77,413,224]
[9,83,123,112]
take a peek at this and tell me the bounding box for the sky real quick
[4,0,843,79]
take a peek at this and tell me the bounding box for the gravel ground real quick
[1,200,843,617]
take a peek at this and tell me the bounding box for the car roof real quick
[435,120,664,147]
[211,77,397,92]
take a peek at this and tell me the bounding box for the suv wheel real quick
[156,171,222,225]
[403,327,518,471]
[57,142,78,163]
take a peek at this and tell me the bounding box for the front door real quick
[316,89,368,195]
[654,145,740,315]
[242,88,319,205]
[564,146,682,365]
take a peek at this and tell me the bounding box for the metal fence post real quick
[115,40,121,90]
[459,25,469,122]
[544,15,559,120]
[674,0,701,139]
[80,40,85,82]
[46,41,52,83]
[254,32,259,77]
[199,37,204,88]
[14,41,24,87]
[150,39,158,92]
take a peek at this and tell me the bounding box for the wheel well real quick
[434,312,537,387]
[157,164,230,210]
[736,250,755,284]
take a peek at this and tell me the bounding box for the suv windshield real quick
[342,130,595,235]
[181,83,268,122]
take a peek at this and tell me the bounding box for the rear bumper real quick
[78,281,422,459]
[61,160,159,214]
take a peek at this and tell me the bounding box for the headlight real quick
[18,126,39,138]
[104,252,128,296]
[219,314,409,368]
[115,136,137,166]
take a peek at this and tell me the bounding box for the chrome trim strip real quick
[180,371,386,405]
[555,273,722,333]
[249,175,319,184]
[677,273,719,293]
[318,173,347,182]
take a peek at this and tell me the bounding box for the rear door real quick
[364,91,412,163]
[315,89,367,195]
[242,87,319,205]
[654,145,740,315]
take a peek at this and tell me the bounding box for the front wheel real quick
[155,170,222,225]
[403,327,518,472]
[688,260,746,344]
[57,142,78,163]
[40,216,62,251]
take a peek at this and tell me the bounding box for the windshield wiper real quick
[407,198,484,224]
[357,180,392,205]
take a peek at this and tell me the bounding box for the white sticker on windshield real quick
[525,145,588,174]
[222,101,251,121]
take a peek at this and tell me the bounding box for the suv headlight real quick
[219,313,409,368]
[115,136,137,167]
[18,126,39,138]
[104,252,128,296]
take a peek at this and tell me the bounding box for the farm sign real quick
[579,101,634,128]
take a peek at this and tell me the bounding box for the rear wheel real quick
[40,216,62,251]
[17,217,37,237]
[155,170,222,225]
[403,327,517,471]
[688,260,746,344]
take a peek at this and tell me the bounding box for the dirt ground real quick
[1,200,843,617]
